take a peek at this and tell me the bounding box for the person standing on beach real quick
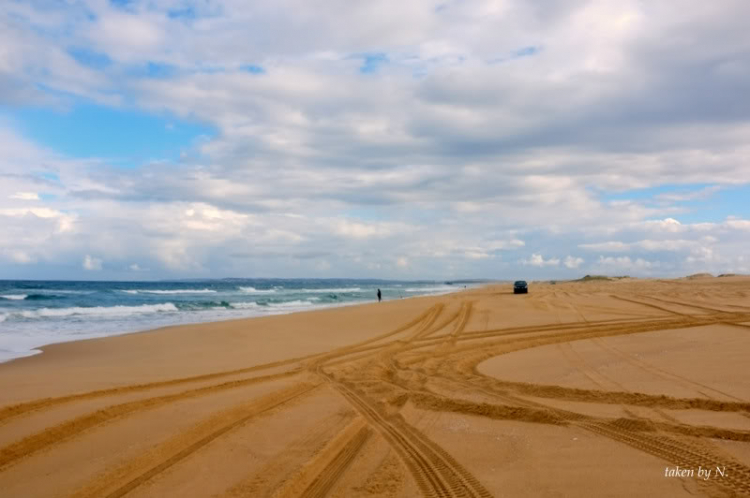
[377,288,382,302]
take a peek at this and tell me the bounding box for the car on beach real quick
[513,280,528,294]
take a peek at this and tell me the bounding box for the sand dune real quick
[1,277,750,497]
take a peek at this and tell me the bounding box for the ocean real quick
[0,279,469,363]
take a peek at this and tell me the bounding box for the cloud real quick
[579,241,630,252]
[564,256,584,269]
[580,238,708,252]
[1,1,750,279]
[332,219,406,239]
[82,255,102,271]
[596,256,658,272]
[10,192,40,200]
[654,185,721,202]
[521,254,560,267]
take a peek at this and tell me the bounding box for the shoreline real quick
[0,286,472,367]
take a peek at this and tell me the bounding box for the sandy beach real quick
[1,276,750,497]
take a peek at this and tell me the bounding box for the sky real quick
[1,0,749,281]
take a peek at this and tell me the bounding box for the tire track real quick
[4,284,750,497]
[609,295,689,316]
[0,359,307,426]
[272,419,371,498]
[0,306,443,427]
[0,305,441,477]
[217,409,356,498]
[591,337,745,402]
[0,370,301,472]
[580,420,750,496]
[70,383,320,498]
[640,294,750,314]
[556,342,614,390]
[331,378,492,498]
[421,368,750,496]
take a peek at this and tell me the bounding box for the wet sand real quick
[1,276,750,497]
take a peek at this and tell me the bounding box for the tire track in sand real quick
[0,305,440,472]
[70,382,320,498]
[272,418,371,498]
[331,378,492,498]
[217,409,357,497]
[419,371,750,497]
[591,337,745,402]
[0,370,300,472]
[0,305,443,427]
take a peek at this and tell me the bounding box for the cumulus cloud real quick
[564,256,584,269]
[596,256,658,272]
[521,254,560,267]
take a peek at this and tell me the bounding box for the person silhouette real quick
[377,288,382,302]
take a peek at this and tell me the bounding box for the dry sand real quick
[1,277,750,497]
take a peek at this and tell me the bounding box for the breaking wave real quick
[122,289,217,295]
[238,286,277,294]
[1,294,28,300]
[15,303,179,319]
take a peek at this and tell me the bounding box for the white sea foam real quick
[122,289,216,295]
[238,286,276,294]
[0,313,7,322]
[267,300,314,308]
[229,302,261,309]
[0,294,28,300]
[17,303,179,319]
[299,288,362,293]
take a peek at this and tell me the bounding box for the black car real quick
[513,280,528,294]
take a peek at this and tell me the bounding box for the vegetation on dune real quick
[575,275,630,282]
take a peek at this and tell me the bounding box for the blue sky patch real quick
[11,103,215,167]
[168,6,196,19]
[600,184,715,202]
[68,48,112,70]
[488,46,541,64]
[241,65,265,74]
[360,53,389,74]
[513,46,539,58]
[598,183,746,223]
[109,0,133,8]
[39,172,60,182]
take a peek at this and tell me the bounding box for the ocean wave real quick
[229,302,261,309]
[34,289,93,295]
[1,293,66,301]
[0,313,6,322]
[238,286,277,294]
[299,287,362,293]
[28,294,63,300]
[122,289,217,295]
[168,301,234,311]
[16,303,179,319]
[1,294,28,300]
[267,300,315,308]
